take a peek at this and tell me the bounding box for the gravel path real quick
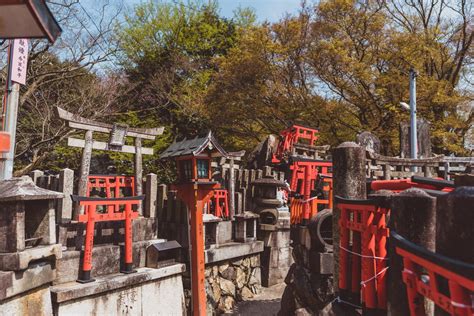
[227,283,286,315]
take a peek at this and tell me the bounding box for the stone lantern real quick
[0,177,62,271]
[251,176,292,286]
[160,130,228,316]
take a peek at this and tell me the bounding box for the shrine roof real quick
[160,131,228,159]
[0,177,64,201]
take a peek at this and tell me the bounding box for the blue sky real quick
[108,0,302,22]
[208,0,300,21]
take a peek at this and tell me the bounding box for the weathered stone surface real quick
[51,265,185,303]
[389,189,436,316]
[220,266,236,280]
[53,266,185,315]
[205,241,263,264]
[235,267,246,289]
[219,278,236,297]
[356,131,381,154]
[295,307,313,315]
[56,245,121,284]
[218,263,229,274]
[0,244,62,271]
[218,295,235,313]
[0,285,53,316]
[144,173,157,218]
[262,230,291,248]
[211,279,221,303]
[309,252,334,275]
[231,258,242,266]
[332,142,366,293]
[211,266,219,278]
[56,239,164,284]
[0,262,55,301]
[57,168,74,222]
[250,255,260,268]
[216,221,233,245]
[240,286,253,300]
[0,177,64,201]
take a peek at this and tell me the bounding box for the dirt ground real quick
[228,283,286,316]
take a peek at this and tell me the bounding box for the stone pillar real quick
[436,187,474,315]
[388,189,436,316]
[134,137,143,215]
[144,173,157,218]
[332,142,366,294]
[228,158,235,219]
[29,170,44,185]
[57,168,74,223]
[74,130,93,219]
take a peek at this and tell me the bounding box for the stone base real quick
[55,239,165,284]
[261,246,293,287]
[309,252,333,275]
[216,221,232,246]
[0,262,55,300]
[57,217,158,249]
[260,230,291,248]
[0,285,53,316]
[205,241,264,264]
[51,265,186,316]
[0,244,62,271]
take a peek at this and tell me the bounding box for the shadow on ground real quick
[229,298,282,315]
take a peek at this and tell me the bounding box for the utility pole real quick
[409,68,418,160]
[0,41,20,180]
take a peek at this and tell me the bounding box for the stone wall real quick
[205,254,261,314]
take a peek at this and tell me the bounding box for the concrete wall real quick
[52,266,186,316]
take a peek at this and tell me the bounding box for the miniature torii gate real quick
[56,107,164,218]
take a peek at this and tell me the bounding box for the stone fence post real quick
[332,142,366,295]
[144,173,157,218]
[57,168,74,223]
[388,189,436,316]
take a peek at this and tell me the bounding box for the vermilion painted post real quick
[402,258,425,316]
[351,213,361,301]
[122,202,134,273]
[362,208,377,309]
[190,197,206,316]
[303,164,312,222]
[81,204,95,282]
[338,207,350,292]
[376,210,388,310]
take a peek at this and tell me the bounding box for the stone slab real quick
[260,230,291,248]
[0,262,56,301]
[0,285,53,316]
[0,244,62,271]
[54,272,185,316]
[309,251,334,275]
[205,241,264,264]
[55,239,166,284]
[216,221,232,245]
[57,217,158,249]
[51,264,185,303]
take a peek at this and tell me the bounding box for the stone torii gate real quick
[56,107,164,218]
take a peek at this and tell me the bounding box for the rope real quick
[451,301,473,309]
[360,266,390,287]
[331,296,362,309]
[338,244,389,261]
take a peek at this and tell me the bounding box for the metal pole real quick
[0,40,19,179]
[409,69,417,160]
